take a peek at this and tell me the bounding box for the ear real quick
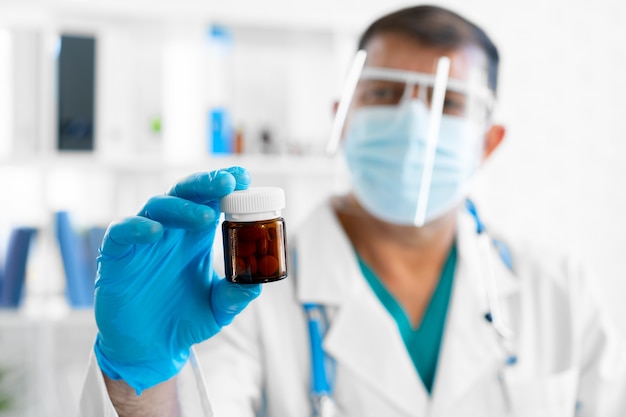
[482,124,506,161]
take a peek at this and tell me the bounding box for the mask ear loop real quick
[325,50,367,155]
[413,56,451,226]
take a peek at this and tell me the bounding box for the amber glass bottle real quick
[220,187,287,284]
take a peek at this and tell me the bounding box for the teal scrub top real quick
[357,244,457,394]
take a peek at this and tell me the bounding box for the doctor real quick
[80,5,626,417]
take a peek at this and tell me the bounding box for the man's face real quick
[350,32,491,117]
[337,32,504,226]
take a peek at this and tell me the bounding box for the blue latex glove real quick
[94,167,261,394]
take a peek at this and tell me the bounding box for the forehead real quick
[363,32,487,81]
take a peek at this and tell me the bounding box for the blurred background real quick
[0,0,625,415]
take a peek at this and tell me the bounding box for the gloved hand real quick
[93,167,261,394]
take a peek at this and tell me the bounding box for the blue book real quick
[0,227,38,308]
[55,211,94,308]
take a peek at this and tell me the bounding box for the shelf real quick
[0,153,344,177]
[0,0,370,34]
[0,308,94,327]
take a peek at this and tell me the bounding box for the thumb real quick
[100,217,164,259]
[210,277,262,327]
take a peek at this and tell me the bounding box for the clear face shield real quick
[327,51,495,227]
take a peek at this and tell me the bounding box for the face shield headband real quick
[327,51,496,227]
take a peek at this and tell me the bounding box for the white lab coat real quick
[79,199,626,417]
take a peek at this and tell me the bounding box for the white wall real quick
[442,0,626,330]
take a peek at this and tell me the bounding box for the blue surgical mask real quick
[343,99,482,226]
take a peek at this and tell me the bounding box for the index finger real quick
[167,167,250,204]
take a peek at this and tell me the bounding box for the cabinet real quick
[0,310,96,417]
[0,0,363,160]
[0,0,359,222]
[0,1,358,415]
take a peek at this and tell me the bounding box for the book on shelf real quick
[0,227,38,308]
[55,211,101,308]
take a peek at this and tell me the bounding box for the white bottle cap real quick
[219,187,285,222]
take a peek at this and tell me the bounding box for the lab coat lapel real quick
[295,201,429,416]
[295,201,363,305]
[324,286,429,416]
[429,209,519,414]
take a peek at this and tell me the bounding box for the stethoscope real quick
[302,199,518,417]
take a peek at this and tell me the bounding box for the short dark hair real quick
[358,5,500,94]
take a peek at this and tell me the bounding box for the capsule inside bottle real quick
[222,218,287,284]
